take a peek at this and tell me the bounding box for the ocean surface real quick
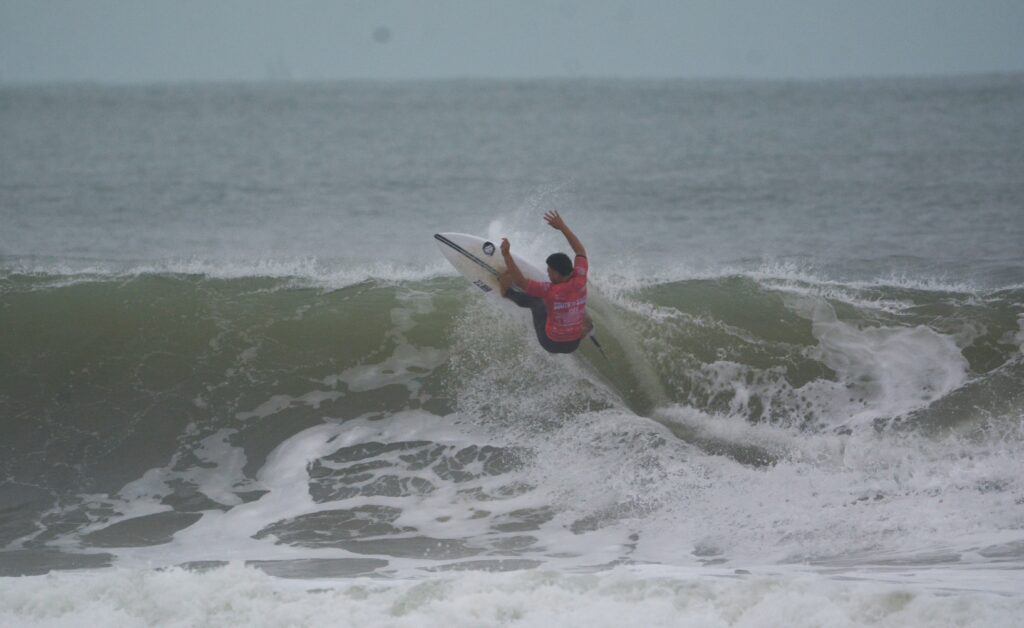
[2,76,1023,626]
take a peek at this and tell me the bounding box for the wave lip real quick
[0,256,452,289]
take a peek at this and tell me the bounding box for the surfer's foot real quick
[498,271,513,297]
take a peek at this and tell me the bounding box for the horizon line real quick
[2,69,1022,89]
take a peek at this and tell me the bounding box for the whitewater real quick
[2,77,1024,626]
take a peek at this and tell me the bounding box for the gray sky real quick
[2,0,1023,83]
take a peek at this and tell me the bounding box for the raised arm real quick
[544,211,586,257]
[500,238,529,290]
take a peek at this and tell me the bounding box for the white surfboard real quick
[433,232,546,294]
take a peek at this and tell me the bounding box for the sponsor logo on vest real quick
[553,297,586,310]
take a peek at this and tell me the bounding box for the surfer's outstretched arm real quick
[544,211,586,258]
[500,238,529,292]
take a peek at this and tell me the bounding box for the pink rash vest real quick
[525,255,589,342]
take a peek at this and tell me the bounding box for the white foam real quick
[338,296,447,394]
[235,390,344,421]
[189,430,251,507]
[760,280,917,314]
[339,344,447,393]
[1,257,452,290]
[791,297,969,425]
[1016,314,1024,356]
[641,394,1024,571]
[99,411,531,571]
[590,260,992,303]
[750,264,980,295]
[50,430,258,548]
[1,564,1021,628]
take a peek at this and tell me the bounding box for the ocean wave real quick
[2,268,1023,580]
[3,270,1020,430]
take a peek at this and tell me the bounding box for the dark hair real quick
[546,252,573,278]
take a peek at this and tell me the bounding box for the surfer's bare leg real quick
[581,314,593,337]
[498,271,514,297]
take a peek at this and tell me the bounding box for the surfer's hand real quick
[544,210,566,231]
[500,238,511,256]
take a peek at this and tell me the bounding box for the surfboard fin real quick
[589,334,609,361]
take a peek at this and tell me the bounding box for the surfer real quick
[498,211,593,354]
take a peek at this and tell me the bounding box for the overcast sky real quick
[2,0,1023,83]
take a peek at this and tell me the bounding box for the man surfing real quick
[498,211,593,354]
